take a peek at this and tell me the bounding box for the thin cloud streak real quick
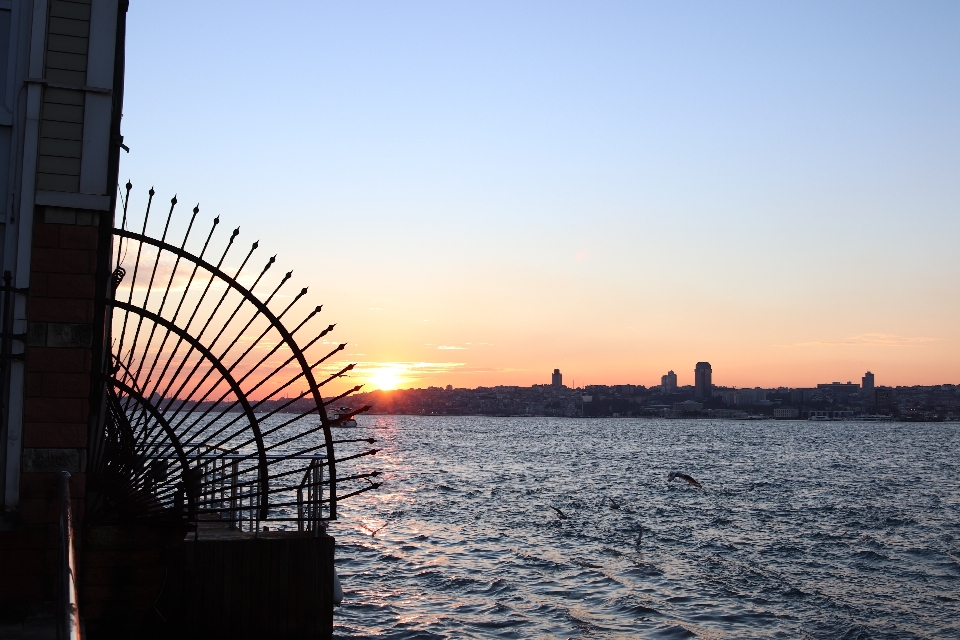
[777,333,938,348]
[357,361,466,373]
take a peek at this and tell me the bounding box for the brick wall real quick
[22,206,100,524]
[0,206,101,617]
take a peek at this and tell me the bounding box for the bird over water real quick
[667,470,702,489]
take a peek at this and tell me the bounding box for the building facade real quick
[694,362,711,400]
[551,368,562,387]
[862,371,874,397]
[0,0,127,624]
[816,381,860,399]
[660,370,677,394]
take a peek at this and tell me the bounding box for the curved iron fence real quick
[87,184,380,531]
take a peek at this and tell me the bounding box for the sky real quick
[118,1,960,391]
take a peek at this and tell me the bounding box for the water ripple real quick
[330,417,960,639]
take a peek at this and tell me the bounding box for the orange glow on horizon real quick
[368,367,403,391]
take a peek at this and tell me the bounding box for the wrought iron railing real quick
[88,185,382,531]
[140,452,380,533]
[297,459,325,533]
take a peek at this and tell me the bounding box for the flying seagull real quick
[667,470,702,489]
[359,522,388,536]
[550,506,569,520]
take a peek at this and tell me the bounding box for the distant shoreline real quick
[354,413,932,422]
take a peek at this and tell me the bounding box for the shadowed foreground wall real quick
[159,533,335,640]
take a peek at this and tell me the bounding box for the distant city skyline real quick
[347,369,956,422]
[362,359,931,393]
[400,364,892,393]
[537,365,884,393]
[368,366,957,397]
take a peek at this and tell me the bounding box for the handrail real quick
[296,459,325,534]
[145,454,327,460]
[58,471,81,640]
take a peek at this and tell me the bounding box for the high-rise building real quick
[695,362,712,400]
[552,369,562,387]
[862,371,875,396]
[661,370,678,394]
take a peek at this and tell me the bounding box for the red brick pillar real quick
[4,206,100,615]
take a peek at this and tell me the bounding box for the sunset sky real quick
[119,1,960,391]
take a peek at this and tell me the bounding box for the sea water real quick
[326,417,960,639]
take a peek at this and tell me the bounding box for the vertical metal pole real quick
[230,459,238,524]
[58,472,81,640]
[0,272,12,503]
[315,463,320,532]
[297,486,303,533]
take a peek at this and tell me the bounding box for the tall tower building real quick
[661,370,677,394]
[862,371,875,396]
[695,362,712,400]
[552,368,562,387]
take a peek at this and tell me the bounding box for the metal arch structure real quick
[102,378,196,517]
[109,298,271,516]
[86,184,380,531]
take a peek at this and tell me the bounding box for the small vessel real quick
[333,568,343,606]
[329,407,358,427]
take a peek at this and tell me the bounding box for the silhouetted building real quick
[817,381,859,398]
[661,370,677,394]
[862,371,875,397]
[734,387,768,406]
[673,400,703,412]
[552,369,562,387]
[871,387,893,408]
[694,362,712,400]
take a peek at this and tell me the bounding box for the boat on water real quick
[329,407,358,427]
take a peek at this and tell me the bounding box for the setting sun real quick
[368,367,404,391]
